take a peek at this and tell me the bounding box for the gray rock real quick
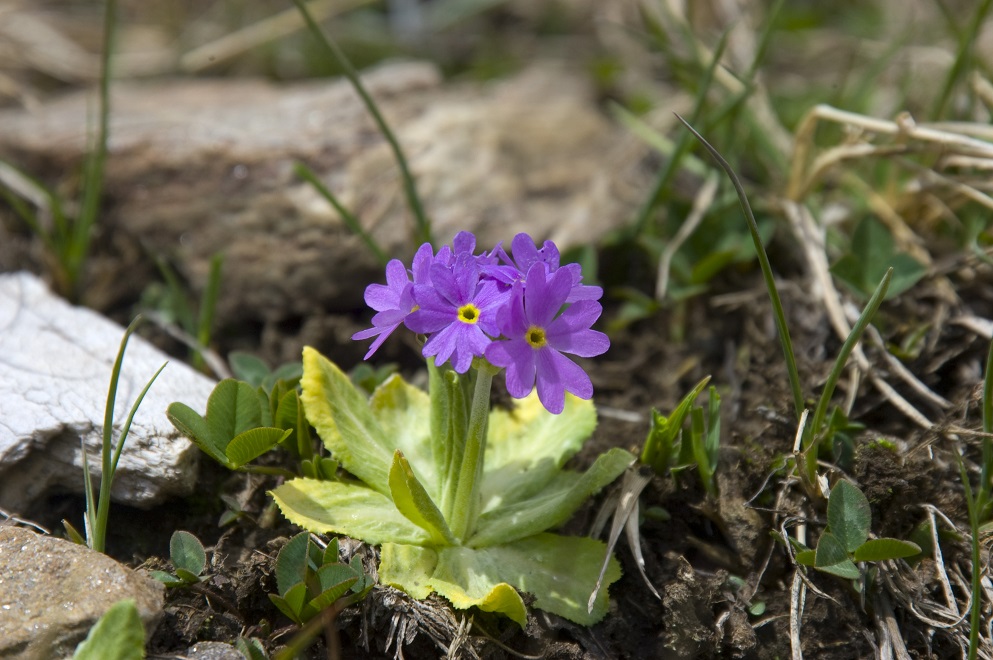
[0,61,651,356]
[0,271,215,511]
[0,526,164,658]
[186,641,246,660]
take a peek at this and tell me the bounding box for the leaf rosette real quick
[271,347,633,626]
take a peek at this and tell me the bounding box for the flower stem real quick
[449,367,494,542]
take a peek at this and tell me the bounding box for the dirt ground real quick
[19,251,992,658]
[5,0,993,657]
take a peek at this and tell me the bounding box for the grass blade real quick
[294,162,388,265]
[930,0,993,119]
[676,115,805,421]
[292,0,432,246]
[70,0,117,300]
[629,30,729,239]
[808,268,893,445]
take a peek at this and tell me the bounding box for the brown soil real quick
[18,249,990,659]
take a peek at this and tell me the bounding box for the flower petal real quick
[546,301,610,357]
[422,324,459,367]
[535,348,592,413]
[453,231,476,256]
[364,282,399,312]
[494,284,528,339]
[486,339,536,398]
[524,264,571,328]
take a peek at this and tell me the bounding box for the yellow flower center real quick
[526,326,547,349]
[458,304,480,324]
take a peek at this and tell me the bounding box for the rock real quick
[0,61,651,351]
[0,271,215,512]
[0,526,164,658]
[186,641,245,660]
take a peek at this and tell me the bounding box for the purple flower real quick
[484,264,609,414]
[406,253,507,373]
[484,233,602,302]
[351,259,416,359]
[351,243,439,359]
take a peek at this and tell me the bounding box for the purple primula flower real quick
[484,263,610,414]
[484,233,602,303]
[407,253,507,373]
[351,259,416,359]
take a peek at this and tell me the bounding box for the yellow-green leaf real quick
[226,427,292,468]
[380,532,620,627]
[389,450,456,546]
[372,375,436,498]
[470,447,634,548]
[481,392,597,511]
[270,478,430,546]
[300,347,392,494]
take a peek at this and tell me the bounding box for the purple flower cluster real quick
[352,232,608,414]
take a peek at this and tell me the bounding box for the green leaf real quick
[794,549,815,566]
[206,379,263,453]
[174,568,202,584]
[275,532,311,596]
[827,480,872,552]
[269,583,308,625]
[323,537,340,565]
[270,478,431,546]
[814,531,860,579]
[640,376,711,474]
[170,530,206,576]
[300,347,393,495]
[149,570,185,587]
[318,457,339,480]
[263,361,304,393]
[275,390,299,431]
[370,374,436,497]
[235,637,268,660]
[389,450,457,546]
[830,217,925,300]
[481,390,599,511]
[225,427,292,468]
[229,351,271,386]
[72,599,144,660]
[62,519,87,546]
[381,532,621,626]
[167,402,228,466]
[853,538,922,562]
[470,447,634,548]
[308,564,360,610]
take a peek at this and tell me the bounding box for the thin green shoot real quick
[146,252,224,371]
[68,0,117,300]
[676,115,805,421]
[293,162,388,265]
[194,253,224,371]
[292,0,433,246]
[86,316,167,553]
[0,0,116,301]
[930,0,993,119]
[629,30,730,239]
[708,0,786,165]
[804,268,892,485]
[966,336,993,660]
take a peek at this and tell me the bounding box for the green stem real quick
[241,465,298,479]
[71,0,116,300]
[968,336,993,660]
[804,268,892,486]
[677,115,805,421]
[449,367,494,542]
[292,0,432,246]
[91,316,141,553]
